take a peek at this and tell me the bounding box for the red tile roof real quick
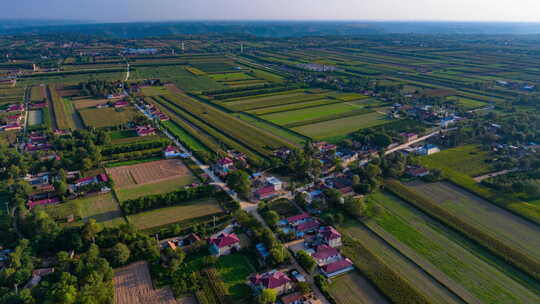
[286,213,310,224]
[27,197,60,209]
[209,233,240,248]
[98,173,108,182]
[281,292,303,304]
[255,185,276,197]
[312,245,339,260]
[250,271,291,289]
[322,258,353,274]
[320,226,341,240]
[296,220,320,232]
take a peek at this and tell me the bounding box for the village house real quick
[318,226,342,248]
[163,145,182,158]
[136,125,156,137]
[255,185,279,201]
[400,132,418,143]
[249,270,293,295]
[2,123,22,131]
[113,100,129,108]
[73,173,108,189]
[209,233,240,256]
[406,166,430,177]
[320,258,354,278]
[27,197,60,210]
[311,244,341,266]
[418,144,440,155]
[214,157,235,176]
[314,142,337,153]
[281,292,306,304]
[6,104,24,112]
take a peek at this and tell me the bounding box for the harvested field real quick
[114,261,179,304]
[406,181,540,261]
[328,271,390,304]
[73,98,109,109]
[127,199,222,230]
[106,159,193,189]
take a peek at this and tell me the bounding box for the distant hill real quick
[1,21,540,38]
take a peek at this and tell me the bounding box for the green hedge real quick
[385,179,540,281]
[342,237,432,304]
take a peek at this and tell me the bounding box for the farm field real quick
[79,106,138,128]
[161,120,209,152]
[292,110,390,141]
[73,98,109,109]
[418,144,493,177]
[73,193,125,227]
[114,261,179,304]
[367,191,540,303]
[141,86,170,96]
[108,130,162,145]
[215,253,254,302]
[328,271,390,304]
[447,96,488,109]
[127,199,222,230]
[27,110,43,126]
[106,159,196,200]
[130,66,223,91]
[19,71,125,86]
[30,85,46,102]
[232,113,307,145]
[209,72,254,82]
[259,100,368,126]
[339,220,464,304]
[405,181,540,261]
[224,91,328,112]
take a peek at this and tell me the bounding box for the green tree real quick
[82,219,102,243]
[110,243,131,266]
[226,170,252,199]
[296,250,316,273]
[258,288,277,304]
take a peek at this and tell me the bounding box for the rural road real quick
[384,127,457,155]
[473,168,518,182]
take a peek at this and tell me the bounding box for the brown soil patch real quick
[106,159,191,189]
[114,261,179,304]
[73,98,109,109]
[165,83,184,94]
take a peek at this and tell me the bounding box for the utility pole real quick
[240,43,244,54]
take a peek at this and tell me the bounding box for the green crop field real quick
[446,96,488,110]
[292,110,390,141]
[215,253,255,302]
[225,91,326,111]
[161,120,209,152]
[209,72,254,82]
[79,106,138,128]
[405,181,540,261]
[48,86,75,130]
[141,86,170,96]
[248,98,341,115]
[328,271,390,304]
[127,199,223,230]
[232,113,306,145]
[366,191,540,303]
[130,66,223,91]
[259,101,367,126]
[339,220,464,304]
[115,175,197,202]
[418,144,493,177]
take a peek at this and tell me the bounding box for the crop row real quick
[283,108,374,128]
[47,86,73,130]
[342,237,432,304]
[151,96,264,165]
[385,179,540,281]
[227,92,327,112]
[162,94,290,155]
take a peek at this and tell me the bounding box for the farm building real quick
[320,258,354,278]
[418,144,440,155]
[27,197,60,209]
[136,125,156,137]
[318,226,342,248]
[249,270,293,296]
[311,245,341,266]
[254,185,278,200]
[163,146,182,158]
[209,233,240,257]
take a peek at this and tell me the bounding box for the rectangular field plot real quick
[130,66,223,91]
[79,106,138,128]
[209,72,254,82]
[27,110,43,126]
[368,191,540,304]
[292,111,391,140]
[74,193,125,227]
[259,101,367,126]
[419,144,493,177]
[72,98,110,110]
[106,159,196,200]
[215,253,255,302]
[446,96,488,110]
[328,271,390,304]
[406,181,540,261]
[141,86,170,96]
[114,261,179,304]
[127,199,222,230]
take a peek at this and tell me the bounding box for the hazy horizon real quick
[4,0,540,23]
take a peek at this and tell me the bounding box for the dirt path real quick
[473,168,518,182]
[44,85,58,130]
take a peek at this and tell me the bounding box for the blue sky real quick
[4,0,540,22]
